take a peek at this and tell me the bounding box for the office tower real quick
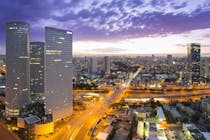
[84,56,89,72]
[0,55,5,66]
[90,57,97,73]
[0,64,6,97]
[30,42,44,102]
[204,58,209,78]
[187,43,201,84]
[104,56,111,74]
[152,54,155,61]
[45,27,73,121]
[6,22,30,116]
[167,55,172,65]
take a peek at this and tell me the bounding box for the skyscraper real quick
[0,55,5,66]
[104,56,111,74]
[187,43,201,84]
[167,55,172,65]
[89,57,97,73]
[204,58,209,78]
[30,42,44,102]
[45,27,73,121]
[6,22,30,116]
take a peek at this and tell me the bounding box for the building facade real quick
[30,42,45,102]
[6,22,30,116]
[45,27,73,121]
[187,43,201,84]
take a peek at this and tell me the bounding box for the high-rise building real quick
[6,22,30,116]
[30,42,44,102]
[204,58,209,78]
[187,43,201,84]
[152,54,155,61]
[90,57,97,73]
[84,56,89,72]
[0,55,5,66]
[167,55,172,65]
[104,56,111,74]
[45,27,73,121]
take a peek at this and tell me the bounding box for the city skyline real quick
[1,1,210,140]
[0,0,210,55]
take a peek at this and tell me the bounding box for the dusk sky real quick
[0,0,210,55]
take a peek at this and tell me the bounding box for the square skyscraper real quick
[187,43,201,84]
[45,27,73,121]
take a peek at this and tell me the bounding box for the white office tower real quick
[90,57,97,73]
[45,27,73,121]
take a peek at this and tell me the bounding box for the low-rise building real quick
[183,123,205,140]
[163,105,181,120]
[200,96,210,116]
[157,107,166,122]
[177,103,195,116]
[17,115,54,140]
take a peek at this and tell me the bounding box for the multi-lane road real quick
[42,87,127,140]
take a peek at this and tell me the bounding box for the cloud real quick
[176,44,186,47]
[74,27,210,55]
[0,0,210,53]
[177,44,210,48]
[0,1,210,40]
[88,47,126,53]
[202,45,210,48]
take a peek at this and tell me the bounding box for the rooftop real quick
[24,115,41,125]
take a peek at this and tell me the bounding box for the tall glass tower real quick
[45,27,73,121]
[6,22,30,116]
[30,42,44,103]
[187,43,201,84]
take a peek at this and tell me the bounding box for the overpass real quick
[124,89,210,103]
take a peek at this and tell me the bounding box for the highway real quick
[70,88,130,140]
[125,89,210,102]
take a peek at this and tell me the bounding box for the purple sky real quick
[0,0,210,55]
